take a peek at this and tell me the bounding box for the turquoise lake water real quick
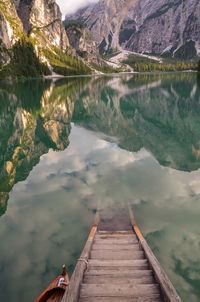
[0,72,200,301]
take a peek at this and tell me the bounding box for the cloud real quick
[56,0,98,16]
[2,124,200,302]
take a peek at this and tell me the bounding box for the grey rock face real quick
[66,0,136,53]
[0,0,69,74]
[0,11,10,67]
[0,0,23,47]
[67,0,200,56]
[15,0,69,50]
[125,0,200,56]
[66,23,100,64]
[0,0,23,67]
[0,11,10,48]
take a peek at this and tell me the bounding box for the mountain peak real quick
[67,0,200,58]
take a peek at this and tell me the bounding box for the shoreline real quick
[43,69,197,80]
[0,70,198,83]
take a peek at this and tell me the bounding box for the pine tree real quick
[198,60,200,72]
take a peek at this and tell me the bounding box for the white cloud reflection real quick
[1,125,200,301]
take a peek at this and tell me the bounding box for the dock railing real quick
[128,205,182,302]
[61,212,99,302]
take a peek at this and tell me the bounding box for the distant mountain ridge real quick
[0,0,199,78]
[66,0,200,58]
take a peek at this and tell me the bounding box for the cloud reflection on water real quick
[0,124,200,301]
[1,73,200,302]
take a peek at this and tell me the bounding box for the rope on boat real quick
[77,258,88,268]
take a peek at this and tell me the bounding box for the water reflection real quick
[0,73,200,302]
[73,73,200,172]
[0,77,88,215]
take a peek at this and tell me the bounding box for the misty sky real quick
[56,0,98,16]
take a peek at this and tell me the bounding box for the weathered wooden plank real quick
[80,283,160,297]
[94,239,138,245]
[88,259,148,267]
[62,225,97,302]
[90,250,144,260]
[87,265,149,271]
[85,270,153,277]
[128,206,182,302]
[63,208,181,302]
[79,297,162,302]
[83,275,154,284]
[92,244,140,250]
[97,231,133,235]
[95,234,137,239]
[138,238,181,302]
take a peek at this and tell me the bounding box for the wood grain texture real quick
[95,234,137,239]
[62,226,97,302]
[63,209,181,302]
[87,265,149,271]
[79,297,162,302]
[88,259,148,267]
[83,275,154,284]
[94,239,139,245]
[84,270,153,277]
[92,244,140,250]
[90,250,144,260]
[137,238,182,302]
[97,231,133,235]
[80,283,160,297]
[128,206,182,302]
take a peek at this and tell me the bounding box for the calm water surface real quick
[0,73,200,301]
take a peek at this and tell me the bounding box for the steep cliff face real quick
[123,0,200,57]
[66,0,136,53]
[0,0,84,78]
[0,0,23,66]
[68,0,200,57]
[0,0,23,46]
[65,22,101,64]
[14,0,69,50]
[0,0,61,56]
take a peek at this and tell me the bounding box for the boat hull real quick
[34,274,69,302]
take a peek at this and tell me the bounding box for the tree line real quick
[123,54,199,73]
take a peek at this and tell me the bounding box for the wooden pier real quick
[62,208,182,302]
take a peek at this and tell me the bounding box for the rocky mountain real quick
[14,0,69,50]
[67,0,200,58]
[0,0,92,78]
[0,0,23,67]
[65,22,101,65]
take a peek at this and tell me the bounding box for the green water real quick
[0,73,200,301]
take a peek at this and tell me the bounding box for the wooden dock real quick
[62,208,182,302]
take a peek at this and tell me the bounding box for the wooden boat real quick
[34,265,69,302]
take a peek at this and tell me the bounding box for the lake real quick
[0,72,200,302]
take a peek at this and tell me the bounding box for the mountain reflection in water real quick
[0,73,200,302]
